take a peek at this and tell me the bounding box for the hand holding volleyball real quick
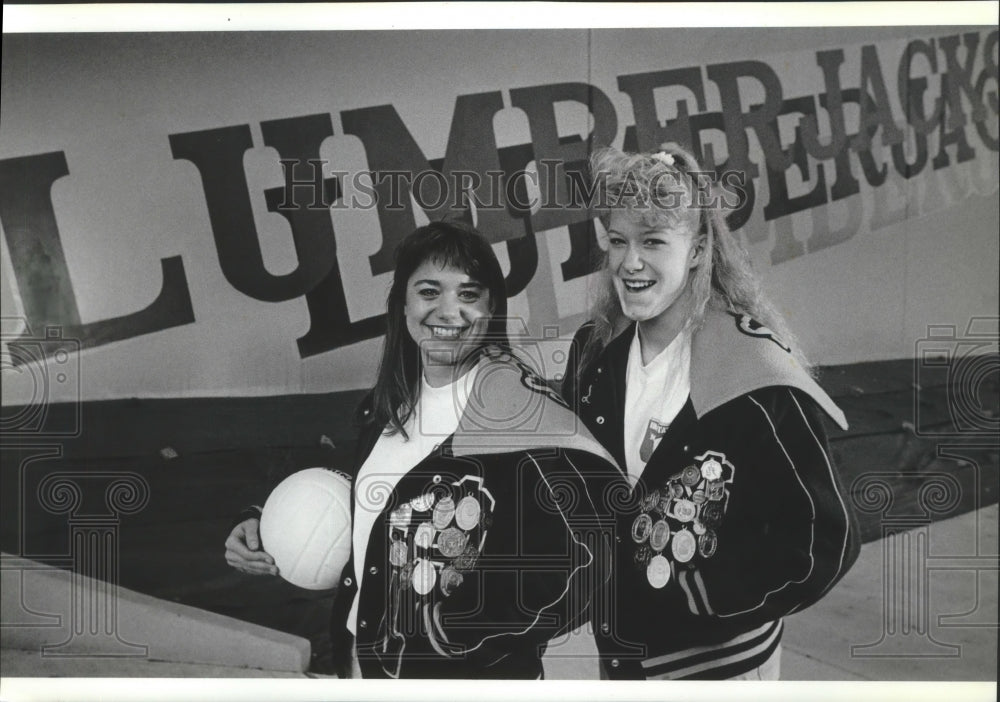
[224,517,277,576]
[259,467,353,591]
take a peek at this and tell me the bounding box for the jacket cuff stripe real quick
[679,621,783,679]
[641,619,782,679]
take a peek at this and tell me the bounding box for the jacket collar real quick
[599,309,847,430]
[451,345,618,466]
[690,309,848,429]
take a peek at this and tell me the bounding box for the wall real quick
[1,27,997,403]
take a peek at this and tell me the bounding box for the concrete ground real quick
[3,505,995,686]
[541,504,998,681]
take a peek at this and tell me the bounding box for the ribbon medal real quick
[432,496,456,529]
[389,539,409,567]
[631,513,653,543]
[647,554,671,588]
[411,558,437,595]
[671,530,697,563]
[455,496,481,530]
[414,522,435,550]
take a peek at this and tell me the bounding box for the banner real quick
[1,27,997,402]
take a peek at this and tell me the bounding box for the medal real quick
[681,465,701,487]
[671,529,696,563]
[701,501,724,526]
[633,545,653,569]
[640,490,659,513]
[669,482,686,499]
[706,480,726,501]
[414,522,435,549]
[399,561,414,590]
[432,496,455,529]
[691,490,707,505]
[648,519,671,552]
[646,554,671,589]
[437,527,468,558]
[698,529,718,558]
[390,503,412,529]
[631,513,653,543]
[673,499,697,523]
[700,458,723,481]
[411,558,436,595]
[455,496,481,531]
[389,539,409,567]
[692,519,707,536]
[453,545,479,572]
[439,566,464,596]
[410,493,436,512]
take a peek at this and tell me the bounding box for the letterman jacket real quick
[328,346,622,679]
[561,309,861,680]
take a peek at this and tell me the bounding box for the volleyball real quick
[259,467,352,590]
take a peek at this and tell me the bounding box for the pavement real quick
[2,505,995,695]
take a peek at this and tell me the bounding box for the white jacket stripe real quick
[640,619,777,670]
[715,396,817,617]
[788,391,852,610]
[644,620,782,679]
[462,454,594,654]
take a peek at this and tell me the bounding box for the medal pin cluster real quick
[630,452,734,589]
[387,476,496,598]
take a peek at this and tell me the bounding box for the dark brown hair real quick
[361,220,509,438]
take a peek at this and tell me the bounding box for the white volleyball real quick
[259,467,352,590]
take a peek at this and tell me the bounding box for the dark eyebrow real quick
[411,279,484,289]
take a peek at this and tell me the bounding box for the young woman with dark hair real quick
[227,220,621,679]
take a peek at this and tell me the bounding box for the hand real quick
[224,518,278,576]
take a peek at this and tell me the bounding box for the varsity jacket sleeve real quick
[680,386,860,626]
[429,448,615,673]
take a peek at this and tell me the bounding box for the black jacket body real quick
[562,310,861,679]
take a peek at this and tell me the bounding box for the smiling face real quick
[606,209,702,332]
[404,258,492,386]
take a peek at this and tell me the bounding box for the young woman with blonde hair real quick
[563,145,860,680]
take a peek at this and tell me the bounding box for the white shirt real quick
[346,365,477,636]
[623,325,691,483]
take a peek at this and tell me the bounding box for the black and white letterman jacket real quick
[561,309,861,680]
[328,346,622,679]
